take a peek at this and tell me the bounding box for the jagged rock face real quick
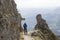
[0,0,22,40]
[18,14,25,32]
[35,14,49,30]
[34,14,59,40]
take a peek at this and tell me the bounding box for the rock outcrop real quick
[0,0,23,40]
[33,14,59,40]
[18,13,25,32]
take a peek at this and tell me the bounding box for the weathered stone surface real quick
[0,0,23,40]
[34,14,59,40]
[18,14,25,32]
[57,36,60,40]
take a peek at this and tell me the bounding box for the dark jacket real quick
[23,23,27,30]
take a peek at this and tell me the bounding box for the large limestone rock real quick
[34,14,59,40]
[0,0,23,40]
[18,14,25,32]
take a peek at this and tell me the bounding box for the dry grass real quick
[20,32,24,40]
[32,36,42,40]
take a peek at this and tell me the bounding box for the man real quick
[23,23,27,35]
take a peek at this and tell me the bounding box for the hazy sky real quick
[15,0,60,9]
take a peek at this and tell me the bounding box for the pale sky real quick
[15,0,60,8]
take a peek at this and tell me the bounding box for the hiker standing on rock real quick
[23,23,27,35]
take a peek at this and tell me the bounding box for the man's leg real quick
[25,30,27,35]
